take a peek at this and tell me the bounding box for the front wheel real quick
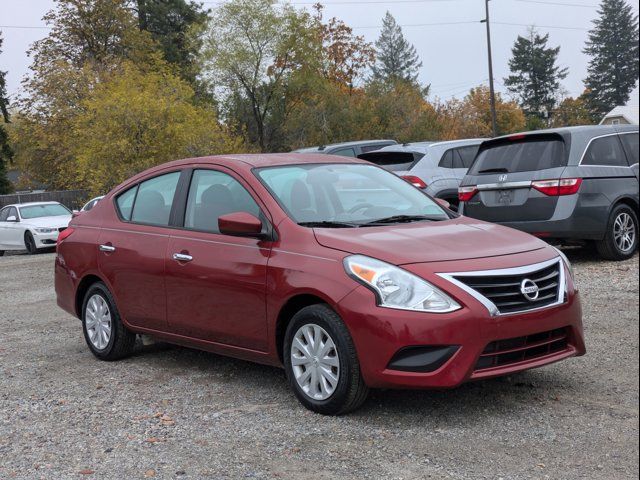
[24,231,37,254]
[82,282,136,361]
[283,304,369,415]
[596,204,638,261]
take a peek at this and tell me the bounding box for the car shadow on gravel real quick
[125,339,579,423]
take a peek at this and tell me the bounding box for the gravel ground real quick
[0,248,638,480]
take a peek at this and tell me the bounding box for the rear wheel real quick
[596,204,638,261]
[283,304,369,415]
[0,250,4,257]
[24,231,37,254]
[82,282,136,361]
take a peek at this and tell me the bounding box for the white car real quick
[0,202,72,255]
[80,195,104,212]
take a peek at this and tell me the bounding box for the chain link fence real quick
[0,190,89,211]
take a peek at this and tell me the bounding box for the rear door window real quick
[469,137,566,174]
[116,186,138,221]
[457,145,480,168]
[620,133,639,165]
[438,150,453,168]
[129,171,181,226]
[330,147,356,157]
[581,135,628,167]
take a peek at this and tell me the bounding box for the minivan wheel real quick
[82,282,136,361]
[283,304,369,415]
[24,231,37,254]
[596,204,638,261]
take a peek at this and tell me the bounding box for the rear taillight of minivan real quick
[531,178,582,196]
[458,186,478,202]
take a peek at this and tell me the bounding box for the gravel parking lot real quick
[0,249,638,479]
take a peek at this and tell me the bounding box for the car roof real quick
[368,138,486,155]
[2,201,62,208]
[491,124,637,142]
[293,139,397,153]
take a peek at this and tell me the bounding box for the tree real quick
[0,32,14,194]
[551,95,594,127]
[203,0,318,152]
[504,28,568,126]
[133,0,210,87]
[372,11,422,84]
[70,63,244,195]
[583,0,639,117]
[438,86,526,139]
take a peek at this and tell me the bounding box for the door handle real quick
[172,253,193,262]
[99,244,116,252]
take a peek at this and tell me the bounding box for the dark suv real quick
[459,125,639,260]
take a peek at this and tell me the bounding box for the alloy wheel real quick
[290,324,340,401]
[614,212,636,253]
[85,294,112,350]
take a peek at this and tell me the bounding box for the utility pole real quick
[481,0,498,137]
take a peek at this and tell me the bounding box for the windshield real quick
[469,137,566,175]
[19,204,71,219]
[256,163,449,226]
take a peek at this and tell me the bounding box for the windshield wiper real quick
[477,167,510,174]
[298,221,359,228]
[360,215,445,226]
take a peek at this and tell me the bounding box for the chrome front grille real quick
[439,258,565,316]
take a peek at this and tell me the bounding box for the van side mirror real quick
[218,212,264,237]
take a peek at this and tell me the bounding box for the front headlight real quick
[343,255,461,313]
[35,228,57,234]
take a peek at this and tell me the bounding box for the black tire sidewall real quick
[24,231,37,254]
[608,205,638,259]
[81,283,121,359]
[283,305,360,414]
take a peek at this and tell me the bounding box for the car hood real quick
[22,215,72,229]
[313,216,548,265]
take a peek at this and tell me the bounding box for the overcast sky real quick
[1,0,639,104]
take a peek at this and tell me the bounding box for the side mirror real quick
[435,198,450,209]
[6,215,18,222]
[218,212,264,237]
[72,211,82,218]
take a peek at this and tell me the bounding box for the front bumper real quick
[32,230,61,248]
[337,257,585,389]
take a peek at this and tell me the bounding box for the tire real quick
[0,250,4,257]
[283,304,369,415]
[595,204,638,261]
[24,231,37,254]
[81,282,136,361]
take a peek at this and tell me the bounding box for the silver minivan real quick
[460,125,639,260]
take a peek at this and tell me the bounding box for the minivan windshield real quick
[469,137,566,174]
[256,163,449,227]
[19,204,71,219]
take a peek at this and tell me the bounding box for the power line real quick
[512,0,598,7]
[0,25,51,30]
[493,21,589,30]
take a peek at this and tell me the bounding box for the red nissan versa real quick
[55,154,585,414]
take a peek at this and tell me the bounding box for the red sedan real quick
[55,154,585,414]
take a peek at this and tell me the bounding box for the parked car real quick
[459,125,639,260]
[55,154,585,414]
[80,195,104,212]
[0,201,72,255]
[359,139,484,210]
[293,139,397,157]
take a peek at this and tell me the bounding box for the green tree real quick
[504,28,568,127]
[203,0,319,152]
[372,11,422,84]
[133,0,210,88]
[71,63,244,195]
[0,32,14,194]
[583,0,639,117]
